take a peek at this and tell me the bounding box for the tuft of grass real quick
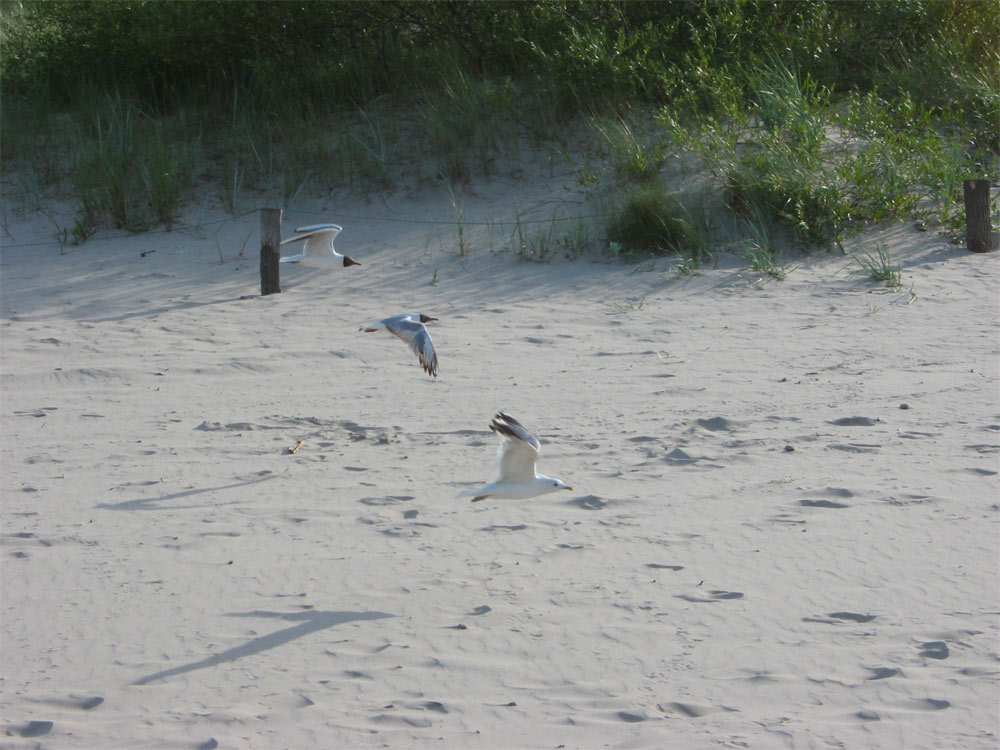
[745,242,787,281]
[607,185,703,258]
[70,215,97,246]
[218,156,245,215]
[722,58,840,246]
[555,216,599,259]
[590,115,666,182]
[342,104,393,189]
[854,243,901,288]
[739,199,786,280]
[72,93,145,229]
[510,207,557,263]
[673,256,700,276]
[421,64,514,181]
[605,295,647,313]
[446,183,469,258]
[140,126,195,230]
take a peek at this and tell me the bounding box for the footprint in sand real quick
[359,495,415,506]
[677,590,744,603]
[867,667,901,680]
[480,524,528,532]
[829,611,876,623]
[664,448,701,465]
[800,499,851,508]
[567,495,607,510]
[659,701,737,718]
[914,698,950,710]
[695,416,738,432]
[45,695,103,710]
[828,443,881,453]
[617,710,647,722]
[19,721,53,738]
[828,416,880,426]
[803,612,876,624]
[918,641,949,659]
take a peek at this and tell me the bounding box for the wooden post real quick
[963,179,993,253]
[260,208,282,295]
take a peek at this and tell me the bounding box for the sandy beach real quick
[2,172,998,749]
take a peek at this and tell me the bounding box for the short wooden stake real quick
[260,208,282,294]
[963,179,994,253]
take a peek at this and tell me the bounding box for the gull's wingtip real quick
[494,411,524,427]
[293,223,343,233]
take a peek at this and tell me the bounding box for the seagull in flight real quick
[459,412,573,502]
[280,224,362,268]
[361,313,439,377]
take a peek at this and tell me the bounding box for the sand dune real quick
[2,179,998,748]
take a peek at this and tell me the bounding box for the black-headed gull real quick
[361,313,439,377]
[279,224,362,268]
[459,412,573,502]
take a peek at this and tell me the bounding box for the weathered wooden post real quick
[963,179,994,253]
[260,208,282,295]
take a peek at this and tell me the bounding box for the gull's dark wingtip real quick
[494,411,523,428]
[490,415,520,441]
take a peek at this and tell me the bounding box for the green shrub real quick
[607,185,701,257]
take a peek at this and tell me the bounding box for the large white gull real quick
[361,313,439,377]
[279,224,362,268]
[459,412,573,502]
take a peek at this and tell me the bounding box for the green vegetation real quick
[2,0,996,255]
[855,243,903,288]
[607,186,701,257]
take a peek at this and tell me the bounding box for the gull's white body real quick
[362,313,439,377]
[279,224,362,268]
[459,412,573,502]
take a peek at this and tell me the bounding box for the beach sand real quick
[2,175,998,748]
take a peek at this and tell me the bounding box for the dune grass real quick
[606,185,704,259]
[855,243,902,289]
[1,1,995,250]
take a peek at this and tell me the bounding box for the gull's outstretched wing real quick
[384,316,438,377]
[490,412,539,483]
[280,224,342,257]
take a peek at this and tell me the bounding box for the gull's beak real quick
[343,256,362,267]
[564,486,574,491]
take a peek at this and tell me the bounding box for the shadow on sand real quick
[97,474,279,511]
[132,609,393,685]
